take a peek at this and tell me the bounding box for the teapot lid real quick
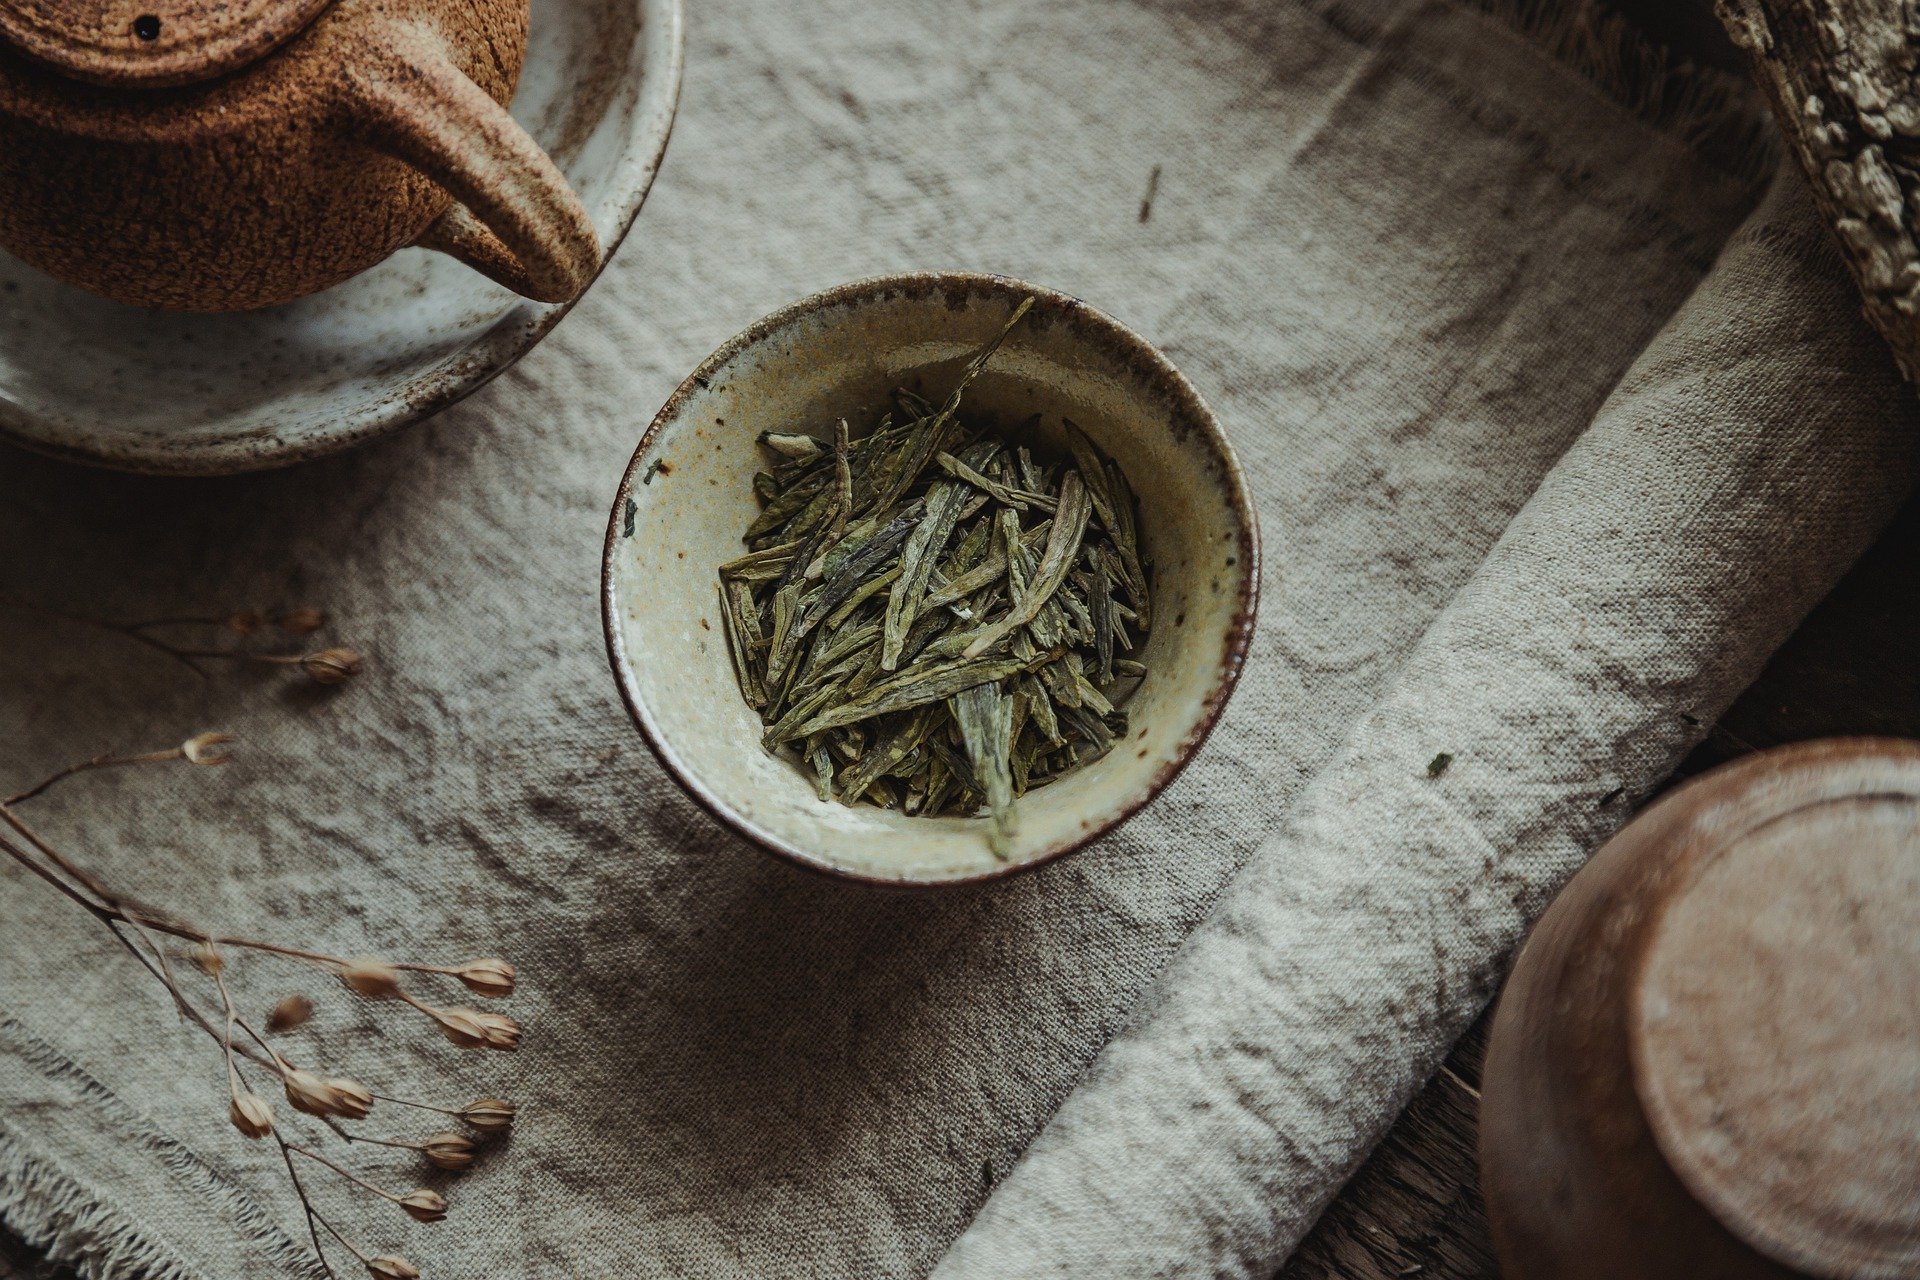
[0,0,335,89]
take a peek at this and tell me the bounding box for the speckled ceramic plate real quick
[0,0,683,475]
[603,274,1260,886]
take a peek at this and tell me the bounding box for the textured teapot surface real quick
[0,0,334,88]
[0,0,598,310]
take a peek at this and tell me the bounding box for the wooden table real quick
[5,7,1896,1278]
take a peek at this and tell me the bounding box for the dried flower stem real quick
[276,1135,346,1279]
[210,955,245,1095]
[329,1133,418,1153]
[4,733,516,1279]
[0,592,213,677]
[288,1144,414,1207]
[365,1093,462,1117]
[0,594,344,684]
[4,746,203,806]
[393,989,451,1026]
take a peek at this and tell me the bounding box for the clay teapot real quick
[1480,739,1920,1280]
[0,0,601,310]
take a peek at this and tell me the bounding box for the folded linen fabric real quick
[933,162,1920,1280]
[2,2,1909,1279]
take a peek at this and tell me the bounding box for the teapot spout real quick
[345,19,602,304]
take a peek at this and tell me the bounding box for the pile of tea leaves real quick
[717,300,1152,856]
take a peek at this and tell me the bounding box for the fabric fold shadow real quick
[931,165,1920,1280]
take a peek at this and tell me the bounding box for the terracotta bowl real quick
[0,0,683,475]
[601,273,1260,886]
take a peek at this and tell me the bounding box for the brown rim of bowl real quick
[600,270,1261,887]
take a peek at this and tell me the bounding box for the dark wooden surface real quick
[5,6,1899,1278]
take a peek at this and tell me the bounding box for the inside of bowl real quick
[608,281,1254,884]
[0,0,668,472]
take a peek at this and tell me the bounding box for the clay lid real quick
[1632,776,1920,1280]
[0,0,334,88]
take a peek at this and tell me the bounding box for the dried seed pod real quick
[365,1255,420,1280]
[340,957,402,1000]
[265,994,314,1034]
[433,1008,489,1050]
[471,1011,521,1052]
[283,1069,329,1115]
[324,1076,373,1120]
[454,957,515,999]
[459,1098,515,1133]
[277,607,326,635]
[188,942,224,976]
[228,1092,274,1139]
[300,647,363,685]
[283,1070,373,1120]
[398,1189,447,1224]
[421,1131,476,1171]
[181,732,234,766]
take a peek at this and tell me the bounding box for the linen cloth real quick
[0,3,1913,1279]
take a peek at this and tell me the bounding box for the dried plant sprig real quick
[394,992,522,1051]
[289,1145,450,1224]
[397,1190,448,1225]
[0,593,349,683]
[420,1132,478,1171]
[341,958,404,1000]
[374,956,515,999]
[0,738,523,1280]
[279,608,328,636]
[210,948,275,1145]
[450,958,514,999]
[267,994,315,1033]
[4,733,233,806]
[284,1069,375,1120]
[230,1091,276,1139]
[340,1131,481,1172]
[164,646,365,687]
[301,648,364,685]
[459,1099,516,1133]
[362,1094,517,1134]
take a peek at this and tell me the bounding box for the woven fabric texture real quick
[1,2,1912,1278]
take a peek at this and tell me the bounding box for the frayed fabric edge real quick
[0,1014,317,1280]
[0,1129,201,1280]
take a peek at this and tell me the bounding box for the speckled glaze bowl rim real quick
[0,0,686,477]
[600,271,1262,887]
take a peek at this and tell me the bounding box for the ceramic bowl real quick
[0,0,683,475]
[602,273,1260,886]
[1481,738,1920,1280]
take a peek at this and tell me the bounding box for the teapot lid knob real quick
[0,0,334,89]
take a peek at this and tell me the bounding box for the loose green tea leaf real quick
[760,431,826,462]
[952,680,1016,858]
[717,299,1152,852]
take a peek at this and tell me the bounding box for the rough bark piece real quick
[1717,0,1920,379]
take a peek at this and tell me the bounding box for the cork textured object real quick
[0,0,336,88]
[1480,739,1920,1280]
[1716,0,1920,383]
[0,0,601,309]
